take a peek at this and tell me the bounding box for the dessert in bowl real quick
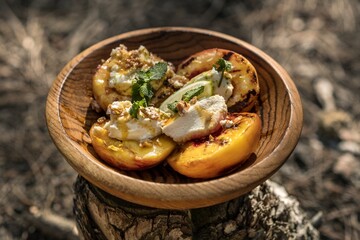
[46,27,302,209]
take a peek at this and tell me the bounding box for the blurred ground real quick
[0,0,359,239]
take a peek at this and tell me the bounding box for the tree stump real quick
[74,176,319,239]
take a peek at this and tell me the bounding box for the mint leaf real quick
[139,83,148,98]
[137,71,149,82]
[139,82,153,99]
[213,58,232,87]
[182,86,204,102]
[167,101,179,113]
[131,62,168,115]
[131,81,142,102]
[214,58,232,72]
[129,99,147,118]
[147,62,168,81]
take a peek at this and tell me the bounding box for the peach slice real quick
[90,120,176,170]
[167,113,261,178]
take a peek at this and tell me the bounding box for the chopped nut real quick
[107,101,132,117]
[176,101,190,116]
[220,119,234,129]
[140,107,161,120]
[189,96,198,105]
[219,138,229,146]
[139,140,153,148]
[209,134,215,142]
[96,116,107,124]
[168,74,189,89]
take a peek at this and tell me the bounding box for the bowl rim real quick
[46,26,303,209]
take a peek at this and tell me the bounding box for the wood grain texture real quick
[46,27,303,209]
[74,176,319,239]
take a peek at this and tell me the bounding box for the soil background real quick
[0,0,359,239]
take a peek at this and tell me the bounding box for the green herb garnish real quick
[146,62,168,80]
[182,86,205,102]
[167,101,179,113]
[130,62,167,118]
[213,58,232,87]
[166,86,205,114]
[129,99,147,118]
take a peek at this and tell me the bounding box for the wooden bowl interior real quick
[48,28,301,208]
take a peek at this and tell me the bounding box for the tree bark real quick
[74,176,319,240]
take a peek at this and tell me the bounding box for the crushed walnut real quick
[220,119,235,129]
[168,74,189,89]
[176,101,191,116]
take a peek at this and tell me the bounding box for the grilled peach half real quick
[89,120,176,170]
[93,45,167,111]
[177,48,259,112]
[167,113,261,179]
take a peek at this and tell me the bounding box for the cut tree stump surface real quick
[74,176,319,239]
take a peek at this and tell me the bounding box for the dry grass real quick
[0,0,359,239]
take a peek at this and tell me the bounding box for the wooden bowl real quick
[46,27,303,209]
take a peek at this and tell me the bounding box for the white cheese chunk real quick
[108,66,134,95]
[104,101,166,141]
[162,95,227,142]
[209,68,234,102]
